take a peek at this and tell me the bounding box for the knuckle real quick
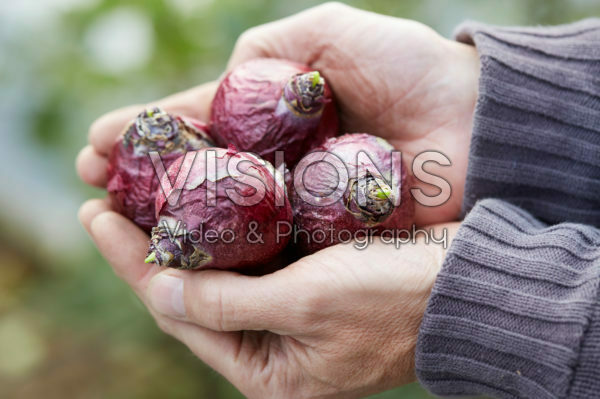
[295,289,327,329]
[285,263,332,330]
[315,2,350,16]
[196,282,228,330]
[236,26,261,48]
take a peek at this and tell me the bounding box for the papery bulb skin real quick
[210,58,338,167]
[107,107,214,233]
[291,133,414,254]
[146,147,293,271]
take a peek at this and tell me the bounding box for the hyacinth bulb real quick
[107,107,214,232]
[291,133,414,253]
[146,147,293,271]
[210,58,338,167]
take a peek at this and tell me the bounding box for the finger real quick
[226,2,353,70]
[146,266,306,333]
[88,105,142,156]
[78,198,111,234]
[89,211,162,298]
[86,208,248,383]
[88,209,305,333]
[76,145,109,187]
[89,81,218,156]
[88,211,251,383]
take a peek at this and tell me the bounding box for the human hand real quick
[79,200,459,398]
[77,2,479,226]
[225,2,479,224]
[76,3,474,397]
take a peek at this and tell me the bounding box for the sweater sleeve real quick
[415,20,600,399]
[415,199,600,398]
[455,19,600,224]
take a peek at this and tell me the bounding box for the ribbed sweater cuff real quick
[415,199,600,398]
[454,19,600,225]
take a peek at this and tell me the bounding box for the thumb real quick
[146,266,310,334]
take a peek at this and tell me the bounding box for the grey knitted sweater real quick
[415,20,600,399]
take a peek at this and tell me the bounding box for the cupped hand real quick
[79,199,459,399]
[76,3,476,397]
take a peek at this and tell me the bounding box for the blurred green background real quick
[1,0,597,398]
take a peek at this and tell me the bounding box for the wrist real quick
[439,39,480,217]
[419,222,462,279]
[444,39,480,129]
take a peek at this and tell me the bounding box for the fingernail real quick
[148,274,186,318]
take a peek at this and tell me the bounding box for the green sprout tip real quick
[311,71,320,88]
[145,252,157,264]
[375,186,392,200]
